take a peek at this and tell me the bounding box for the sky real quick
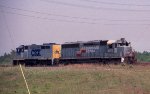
[0,0,150,55]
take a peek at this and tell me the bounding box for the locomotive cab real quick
[106,38,136,64]
[16,45,24,54]
[115,38,136,64]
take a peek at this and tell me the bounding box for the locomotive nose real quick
[124,47,137,64]
[124,47,133,57]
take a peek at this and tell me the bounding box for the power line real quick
[0,5,104,21]
[110,19,150,22]
[0,7,15,49]
[40,0,150,12]
[1,4,150,25]
[104,23,150,25]
[1,11,99,24]
[2,10,150,26]
[80,0,150,6]
[1,5,150,22]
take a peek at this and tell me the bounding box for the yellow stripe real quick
[19,64,31,94]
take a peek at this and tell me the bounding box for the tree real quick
[136,51,150,62]
[0,50,15,65]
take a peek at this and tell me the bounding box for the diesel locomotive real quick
[13,43,61,66]
[13,38,136,66]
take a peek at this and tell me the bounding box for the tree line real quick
[136,51,150,62]
[0,50,15,65]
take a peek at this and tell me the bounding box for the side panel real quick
[61,44,80,59]
[52,45,61,59]
[81,45,100,58]
[27,45,52,59]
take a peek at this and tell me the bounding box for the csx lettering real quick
[31,49,41,56]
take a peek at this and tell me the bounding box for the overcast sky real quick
[0,0,150,55]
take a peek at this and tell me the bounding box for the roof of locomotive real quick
[62,38,129,46]
[16,43,59,49]
[63,40,108,45]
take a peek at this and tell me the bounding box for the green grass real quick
[0,64,150,94]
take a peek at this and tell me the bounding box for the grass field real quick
[0,64,150,94]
